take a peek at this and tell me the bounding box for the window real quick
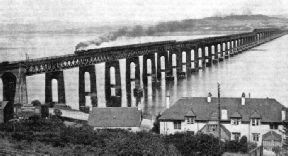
[251,118,260,126]
[252,133,260,142]
[231,118,241,125]
[208,124,217,132]
[270,124,278,130]
[232,132,241,140]
[174,121,181,130]
[186,117,195,124]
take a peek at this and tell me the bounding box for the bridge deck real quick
[0,28,285,76]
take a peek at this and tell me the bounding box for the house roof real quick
[159,97,287,122]
[185,109,196,116]
[250,111,261,118]
[88,107,141,128]
[262,131,282,141]
[230,111,242,118]
[210,112,218,121]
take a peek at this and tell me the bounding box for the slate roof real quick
[262,131,282,141]
[159,97,287,122]
[88,107,141,127]
[185,110,196,116]
[230,111,242,118]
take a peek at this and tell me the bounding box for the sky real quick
[0,0,287,24]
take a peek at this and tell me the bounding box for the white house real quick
[159,93,287,149]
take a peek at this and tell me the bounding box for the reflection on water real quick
[1,33,288,120]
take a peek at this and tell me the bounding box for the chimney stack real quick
[166,92,170,109]
[137,102,142,111]
[207,92,212,103]
[241,92,245,105]
[282,108,286,121]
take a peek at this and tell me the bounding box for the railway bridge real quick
[0,28,286,121]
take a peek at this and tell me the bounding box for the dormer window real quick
[250,111,261,126]
[186,117,195,124]
[251,118,261,126]
[208,124,217,132]
[231,117,241,125]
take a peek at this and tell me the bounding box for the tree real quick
[53,109,62,117]
[272,146,281,156]
[31,100,41,106]
[151,113,161,134]
[239,135,248,153]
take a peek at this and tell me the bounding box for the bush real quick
[165,132,224,156]
[31,100,41,106]
[224,136,249,154]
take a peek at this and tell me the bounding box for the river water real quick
[0,32,288,119]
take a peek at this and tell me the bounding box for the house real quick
[88,107,142,131]
[159,93,287,148]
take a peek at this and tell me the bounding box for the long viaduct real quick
[0,28,287,121]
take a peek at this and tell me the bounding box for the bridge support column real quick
[219,43,224,61]
[45,71,66,104]
[105,60,122,107]
[213,43,218,64]
[0,67,28,122]
[206,45,212,67]
[182,47,191,76]
[201,46,206,69]
[143,54,156,85]
[157,51,169,80]
[79,65,97,111]
[225,41,229,59]
[230,41,234,57]
[169,48,183,78]
[192,46,199,73]
[126,57,141,107]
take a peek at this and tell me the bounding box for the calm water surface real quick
[1,33,288,119]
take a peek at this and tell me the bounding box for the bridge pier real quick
[191,46,199,73]
[201,46,206,69]
[45,71,66,104]
[0,67,28,122]
[182,47,192,76]
[219,43,224,61]
[212,43,218,64]
[79,65,97,111]
[225,41,229,59]
[206,45,212,67]
[105,60,122,107]
[157,51,169,80]
[142,54,157,86]
[169,48,183,78]
[126,57,141,107]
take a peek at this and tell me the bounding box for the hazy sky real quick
[1,0,287,24]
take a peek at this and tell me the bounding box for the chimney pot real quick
[207,92,212,103]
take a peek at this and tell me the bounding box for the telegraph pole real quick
[218,83,221,146]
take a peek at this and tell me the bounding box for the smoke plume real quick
[75,19,195,51]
